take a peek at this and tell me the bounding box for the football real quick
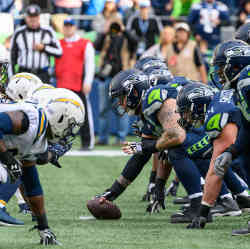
[86,198,122,219]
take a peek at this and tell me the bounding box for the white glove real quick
[39,228,62,246]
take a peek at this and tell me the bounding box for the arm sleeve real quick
[83,42,95,87]
[194,46,204,67]
[43,28,62,58]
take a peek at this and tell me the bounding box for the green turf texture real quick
[1,155,250,249]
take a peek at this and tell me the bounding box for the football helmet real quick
[210,40,248,88]
[40,88,85,144]
[176,83,215,129]
[223,45,250,89]
[235,65,250,122]
[144,66,173,86]
[109,69,150,116]
[134,56,166,72]
[6,73,43,101]
[235,22,250,45]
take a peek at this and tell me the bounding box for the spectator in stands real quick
[121,0,140,25]
[55,18,95,150]
[9,4,62,82]
[52,0,83,27]
[81,0,106,31]
[188,0,230,49]
[142,26,175,60]
[165,22,207,83]
[236,0,250,28]
[92,0,122,34]
[126,0,162,60]
[94,19,131,146]
[171,0,201,19]
[151,0,174,16]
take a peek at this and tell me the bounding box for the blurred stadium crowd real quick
[0,0,250,148]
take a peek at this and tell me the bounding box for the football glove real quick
[142,183,155,202]
[186,216,207,229]
[158,150,168,161]
[95,189,115,201]
[122,140,158,155]
[165,180,179,197]
[146,180,166,214]
[131,120,144,137]
[48,143,72,168]
[0,151,22,183]
[39,228,61,246]
[214,151,232,178]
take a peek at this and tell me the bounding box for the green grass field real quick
[1,150,250,249]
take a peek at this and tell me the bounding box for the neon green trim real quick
[148,89,162,105]
[187,135,210,155]
[206,113,222,131]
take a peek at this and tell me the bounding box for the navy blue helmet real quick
[223,45,250,89]
[235,22,250,45]
[109,69,150,116]
[144,66,173,86]
[210,39,248,87]
[176,83,215,129]
[235,65,250,121]
[134,56,166,72]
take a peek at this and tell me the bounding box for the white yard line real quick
[66,150,130,157]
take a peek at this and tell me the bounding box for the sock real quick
[15,188,26,205]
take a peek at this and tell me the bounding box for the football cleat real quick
[210,197,242,217]
[0,207,24,226]
[19,203,32,215]
[173,196,190,205]
[236,195,250,212]
[232,221,250,236]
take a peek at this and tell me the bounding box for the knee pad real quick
[21,166,43,197]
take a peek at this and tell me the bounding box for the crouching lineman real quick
[0,87,85,244]
[175,40,250,234]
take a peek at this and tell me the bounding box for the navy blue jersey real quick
[204,90,242,139]
[141,84,177,137]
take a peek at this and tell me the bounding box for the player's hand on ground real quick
[186,216,207,229]
[165,180,179,197]
[146,187,165,214]
[38,228,62,246]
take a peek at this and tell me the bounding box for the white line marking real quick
[79,216,96,220]
[66,150,130,157]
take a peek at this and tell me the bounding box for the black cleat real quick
[173,196,190,205]
[236,195,250,212]
[232,221,250,236]
[211,197,242,217]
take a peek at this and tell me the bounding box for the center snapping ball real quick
[86,198,122,219]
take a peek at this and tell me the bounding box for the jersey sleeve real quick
[205,108,242,139]
[142,87,169,117]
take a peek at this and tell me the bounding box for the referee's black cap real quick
[25,4,41,17]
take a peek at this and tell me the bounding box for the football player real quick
[0,87,85,245]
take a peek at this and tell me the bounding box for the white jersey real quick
[0,101,48,161]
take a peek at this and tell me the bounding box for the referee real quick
[9,4,62,82]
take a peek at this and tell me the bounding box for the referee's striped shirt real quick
[9,25,62,76]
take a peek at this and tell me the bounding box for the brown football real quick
[86,198,122,219]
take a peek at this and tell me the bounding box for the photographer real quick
[94,19,132,146]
